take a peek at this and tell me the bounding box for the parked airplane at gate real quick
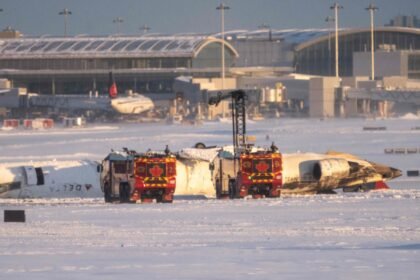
[0,73,154,117]
[108,72,154,115]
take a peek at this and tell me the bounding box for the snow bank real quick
[398,113,420,120]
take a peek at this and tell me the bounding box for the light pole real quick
[113,17,124,35]
[330,3,343,78]
[140,24,150,35]
[258,23,272,41]
[58,8,72,37]
[366,4,378,80]
[216,3,230,90]
[325,16,335,76]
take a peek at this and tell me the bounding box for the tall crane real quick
[208,90,247,159]
[208,90,283,199]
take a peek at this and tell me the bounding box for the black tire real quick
[119,182,131,203]
[268,189,281,198]
[158,193,173,203]
[216,179,222,199]
[228,179,237,199]
[104,182,112,203]
[194,142,206,149]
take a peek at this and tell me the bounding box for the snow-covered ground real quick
[1,117,420,279]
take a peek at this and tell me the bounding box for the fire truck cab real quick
[100,152,134,203]
[132,152,177,203]
[235,151,282,198]
[213,146,283,199]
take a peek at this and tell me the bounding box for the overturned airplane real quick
[0,145,401,199]
[177,146,402,197]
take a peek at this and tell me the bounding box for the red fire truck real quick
[131,152,177,203]
[208,90,283,199]
[235,151,282,198]
[100,147,177,203]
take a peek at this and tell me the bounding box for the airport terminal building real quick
[0,35,238,95]
[0,27,419,96]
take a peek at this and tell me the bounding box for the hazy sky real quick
[0,0,418,36]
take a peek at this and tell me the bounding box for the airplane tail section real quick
[108,72,118,99]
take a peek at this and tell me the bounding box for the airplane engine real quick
[313,159,350,187]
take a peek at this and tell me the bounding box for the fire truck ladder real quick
[209,89,247,172]
[209,90,248,198]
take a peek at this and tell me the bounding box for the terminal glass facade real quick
[0,37,237,95]
[408,53,420,78]
[295,30,420,77]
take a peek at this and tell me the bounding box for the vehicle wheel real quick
[268,189,281,198]
[216,179,223,199]
[228,179,236,199]
[161,194,173,203]
[104,183,112,203]
[119,183,131,203]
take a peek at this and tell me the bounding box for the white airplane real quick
[0,161,101,199]
[108,72,154,115]
[180,146,402,196]
[110,94,154,115]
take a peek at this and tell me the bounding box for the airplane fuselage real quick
[0,149,401,199]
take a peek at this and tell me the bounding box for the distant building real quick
[0,27,418,96]
[0,27,22,39]
[353,48,420,79]
[293,27,420,77]
[386,15,420,28]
